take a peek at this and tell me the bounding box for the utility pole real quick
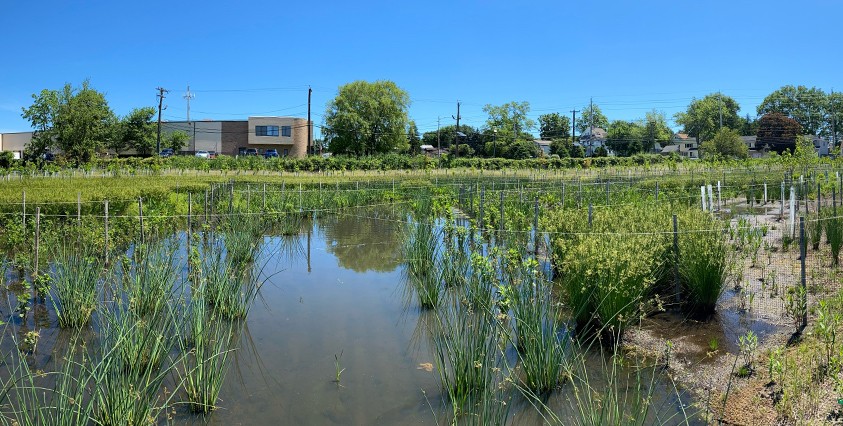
[718,91,723,130]
[452,101,461,157]
[590,97,594,156]
[571,109,579,148]
[156,87,169,155]
[184,85,194,151]
[307,86,313,155]
[831,88,838,154]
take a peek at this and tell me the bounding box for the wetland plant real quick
[221,213,265,264]
[823,209,843,266]
[201,238,261,319]
[119,240,180,317]
[430,299,502,415]
[403,220,442,309]
[507,255,566,394]
[678,227,730,317]
[178,293,237,414]
[49,244,101,328]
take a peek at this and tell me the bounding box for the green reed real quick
[49,244,101,328]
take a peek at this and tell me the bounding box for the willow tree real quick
[323,80,410,156]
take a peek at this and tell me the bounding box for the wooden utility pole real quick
[570,109,579,147]
[156,87,169,155]
[307,86,313,155]
[452,101,461,157]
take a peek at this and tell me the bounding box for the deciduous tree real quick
[323,80,410,155]
[575,103,609,133]
[757,85,828,136]
[119,107,157,155]
[699,128,748,159]
[757,112,802,153]
[674,93,741,142]
[606,120,645,156]
[538,112,571,140]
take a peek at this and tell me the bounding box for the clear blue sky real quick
[1,0,840,136]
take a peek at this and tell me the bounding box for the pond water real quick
[1,208,702,425]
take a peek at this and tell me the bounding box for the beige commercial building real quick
[0,116,312,159]
[163,116,312,157]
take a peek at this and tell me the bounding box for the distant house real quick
[806,135,830,156]
[740,136,767,158]
[578,127,609,157]
[533,139,552,156]
[661,133,698,159]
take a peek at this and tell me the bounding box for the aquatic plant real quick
[403,220,442,309]
[200,238,261,319]
[49,244,101,328]
[178,293,237,414]
[119,240,180,318]
[678,219,730,316]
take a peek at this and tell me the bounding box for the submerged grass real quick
[403,220,442,309]
[49,243,101,328]
[200,237,261,319]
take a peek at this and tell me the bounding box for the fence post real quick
[780,182,785,219]
[717,181,722,211]
[701,186,707,211]
[229,183,234,214]
[561,182,566,208]
[104,200,109,265]
[479,186,485,230]
[673,214,680,306]
[263,183,266,213]
[606,181,610,205]
[499,191,505,232]
[763,181,768,205]
[799,216,807,330]
[655,181,659,201]
[34,207,40,277]
[22,190,26,228]
[790,186,796,237]
[533,196,540,256]
[138,197,144,246]
[187,192,193,239]
[77,191,81,224]
[588,203,593,227]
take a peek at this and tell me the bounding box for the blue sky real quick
[1,0,840,136]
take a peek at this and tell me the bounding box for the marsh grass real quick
[4,336,96,426]
[430,298,502,417]
[94,297,181,425]
[200,238,261,319]
[678,227,730,317]
[822,209,843,266]
[178,292,237,414]
[119,240,180,317]
[221,213,265,264]
[403,220,442,309]
[507,256,567,394]
[49,244,101,328]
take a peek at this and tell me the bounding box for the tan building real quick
[163,116,312,157]
[661,133,699,159]
[0,132,32,159]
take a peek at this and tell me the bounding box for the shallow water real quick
[1,209,701,425]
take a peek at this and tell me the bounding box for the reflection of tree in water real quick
[320,209,403,273]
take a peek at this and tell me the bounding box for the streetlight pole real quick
[493,128,497,157]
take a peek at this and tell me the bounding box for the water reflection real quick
[319,209,403,273]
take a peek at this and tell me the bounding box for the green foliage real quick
[699,128,749,160]
[606,120,645,156]
[674,93,742,143]
[678,212,730,316]
[823,208,843,266]
[119,107,157,155]
[324,80,411,155]
[757,85,831,137]
[575,103,609,133]
[538,112,571,140]
[165,130,190,152]
[21,80,117,164]
[403,220,442,309]
[50,244,101,328]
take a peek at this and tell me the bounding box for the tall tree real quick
[642,110,673,149]
[483,101,535,142]
[757,112,802,153]
[674,93,741,142]
[538,112,571,140]
[406,120,421,154]
[323,80,410,155]
[119,107,157,155]
[21,80,116,164]
[756,85,829,136]
[699,128,748,159]
[575,103,609,133]
[606,120,645,156]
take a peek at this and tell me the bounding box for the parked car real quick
[208,150,217,159]
[245,148,258,156]
[195,150,210,159]
[160,148,174,158]
[264,149,279,159]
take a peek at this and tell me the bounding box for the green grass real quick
[678,218,731,316]
[823,208,843,266]
[403,220,442,309]
[49,243,101,328]
[200,237,261,319]
[177,292,237,414]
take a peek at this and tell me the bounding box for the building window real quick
[281,126,292,137]
[256,125,279,137]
